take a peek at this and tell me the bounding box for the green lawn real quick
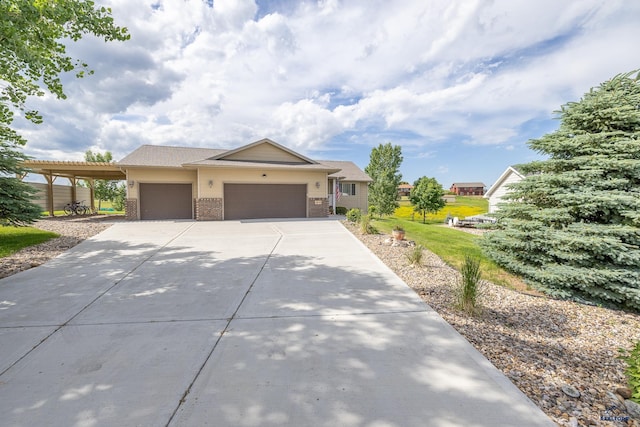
[0,226,59,258]
[95,200,124,215]
[372,196,529,291]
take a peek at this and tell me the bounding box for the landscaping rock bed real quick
[0,215,123,279]
[342,221,640,427]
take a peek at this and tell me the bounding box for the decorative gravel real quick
[342,221,640,427]
[2,217,639,426]
[0,215,123,279]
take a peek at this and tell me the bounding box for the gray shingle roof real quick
[321,160,373,182]
[117,145,227,167]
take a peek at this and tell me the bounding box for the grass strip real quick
[0,226,59,258]
[373,217,525,289]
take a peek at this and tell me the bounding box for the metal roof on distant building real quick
[450,182,486,187]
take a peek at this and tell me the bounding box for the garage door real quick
[224,184,306,220]
[139,183,192,220]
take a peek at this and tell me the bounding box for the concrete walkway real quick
[0,220,554,427]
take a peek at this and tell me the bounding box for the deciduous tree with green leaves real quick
[410,176,445,224]
[84,150,119,210]
[481,71,640,311]
[0,0,129,225]
[365,143,403,217]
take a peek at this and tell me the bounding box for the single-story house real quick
[397,183,413,197]
[117,138,372,220]
[449,182,486,196]
[484,166,524,213]
[321,160,372,213]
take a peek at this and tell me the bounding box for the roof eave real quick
[485,166,524,198]
[183,162,341,174]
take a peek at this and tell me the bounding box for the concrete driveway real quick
[0,219,553,427]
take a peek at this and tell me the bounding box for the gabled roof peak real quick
[210,138,317,164]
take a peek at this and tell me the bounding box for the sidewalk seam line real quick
[0,222,196,377]
[165,230,284,426]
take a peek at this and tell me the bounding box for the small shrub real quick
[335,206,348,215]
[619,341,640,403]
[346,208,362,223]
[406,244,424,266]
[360,214,377,234]
[455,255,483,314]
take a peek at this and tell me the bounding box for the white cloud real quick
[15,0,640,166]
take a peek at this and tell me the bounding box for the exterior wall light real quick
[128,180,134,188]
[208,179,213,188]
[315,181,320,188]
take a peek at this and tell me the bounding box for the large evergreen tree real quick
[0,1,129,225]
[410,176,445,224]
[365,143,403,216]
[481,71,640,310]
[0,139,41,226]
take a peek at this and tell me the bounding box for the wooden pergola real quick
[21,160,126,216]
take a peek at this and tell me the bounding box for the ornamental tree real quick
[84,150,119,210]
[410,176,445,224]
[481,71,640,311]
[365,143,403,217]
[0,0,129,225]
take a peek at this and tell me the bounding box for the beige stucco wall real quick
[196,168,328,199]
[126,168,197,199]
[222,144,305,163]
[334,182,369,213]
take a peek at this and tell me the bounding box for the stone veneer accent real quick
[308,197,329,218]
[125,198,138,220]
[196,198,223,220]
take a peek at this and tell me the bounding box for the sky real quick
[16,0,640,189]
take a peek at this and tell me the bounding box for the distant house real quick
[484,166,524,213]
[449,182,486,196]
[397,183,413,197]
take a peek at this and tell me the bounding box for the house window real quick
[339,183,356,196]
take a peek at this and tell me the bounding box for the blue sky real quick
[16,0,640,189]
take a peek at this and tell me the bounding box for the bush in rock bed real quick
[619,341,640,403]
[346,208,361,223]
[406,244,424,266]
[454,255,483,315]
[359,214,376,235]
[335,206,348,215]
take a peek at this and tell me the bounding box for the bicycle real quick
[64,200,89,216]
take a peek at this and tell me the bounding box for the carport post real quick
[45,173,55,217]
[88,179,95,213]
[70,177,77,204]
